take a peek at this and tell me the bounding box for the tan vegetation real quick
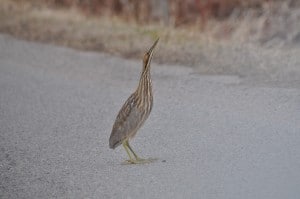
[1,0,299,68]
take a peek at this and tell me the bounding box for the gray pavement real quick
[0,34,300,199]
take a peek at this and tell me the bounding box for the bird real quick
[109,38,159,164]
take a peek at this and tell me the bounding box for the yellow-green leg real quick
[122,141,135,164]
[125,140,142,160]
[123,140,156,164]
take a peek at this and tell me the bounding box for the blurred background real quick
[1,0,300,82]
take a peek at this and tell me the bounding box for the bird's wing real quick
[109,94,142,148]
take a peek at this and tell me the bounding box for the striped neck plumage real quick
[137,67,152,96]
[136,38,158,97]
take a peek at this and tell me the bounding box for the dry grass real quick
[0,0,215,66]
[1,0,300,79]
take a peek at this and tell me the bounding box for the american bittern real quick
[109,38,159,164]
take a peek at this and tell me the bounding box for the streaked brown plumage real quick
[109,38,159,164]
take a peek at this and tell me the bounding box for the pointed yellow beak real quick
[147,38,159,55]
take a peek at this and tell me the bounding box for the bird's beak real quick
[147,38,159,55]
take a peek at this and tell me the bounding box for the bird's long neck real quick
[137,67,152,101]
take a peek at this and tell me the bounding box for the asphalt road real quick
[1,34,300,199]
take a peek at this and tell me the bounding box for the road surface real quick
[0,34,300,199]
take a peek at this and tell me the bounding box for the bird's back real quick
[109,93,151,149]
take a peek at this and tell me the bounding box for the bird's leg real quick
[125,140,142,160]
[125,140,155,164]
[122,140,156,164]
[122,140,135,163]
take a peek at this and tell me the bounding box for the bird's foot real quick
[122,157,158,165]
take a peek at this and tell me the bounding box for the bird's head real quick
[143,38,159,70]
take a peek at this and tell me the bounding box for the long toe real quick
[121,158,158,165]
[121,159,136,165]
[135,157,158,164]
